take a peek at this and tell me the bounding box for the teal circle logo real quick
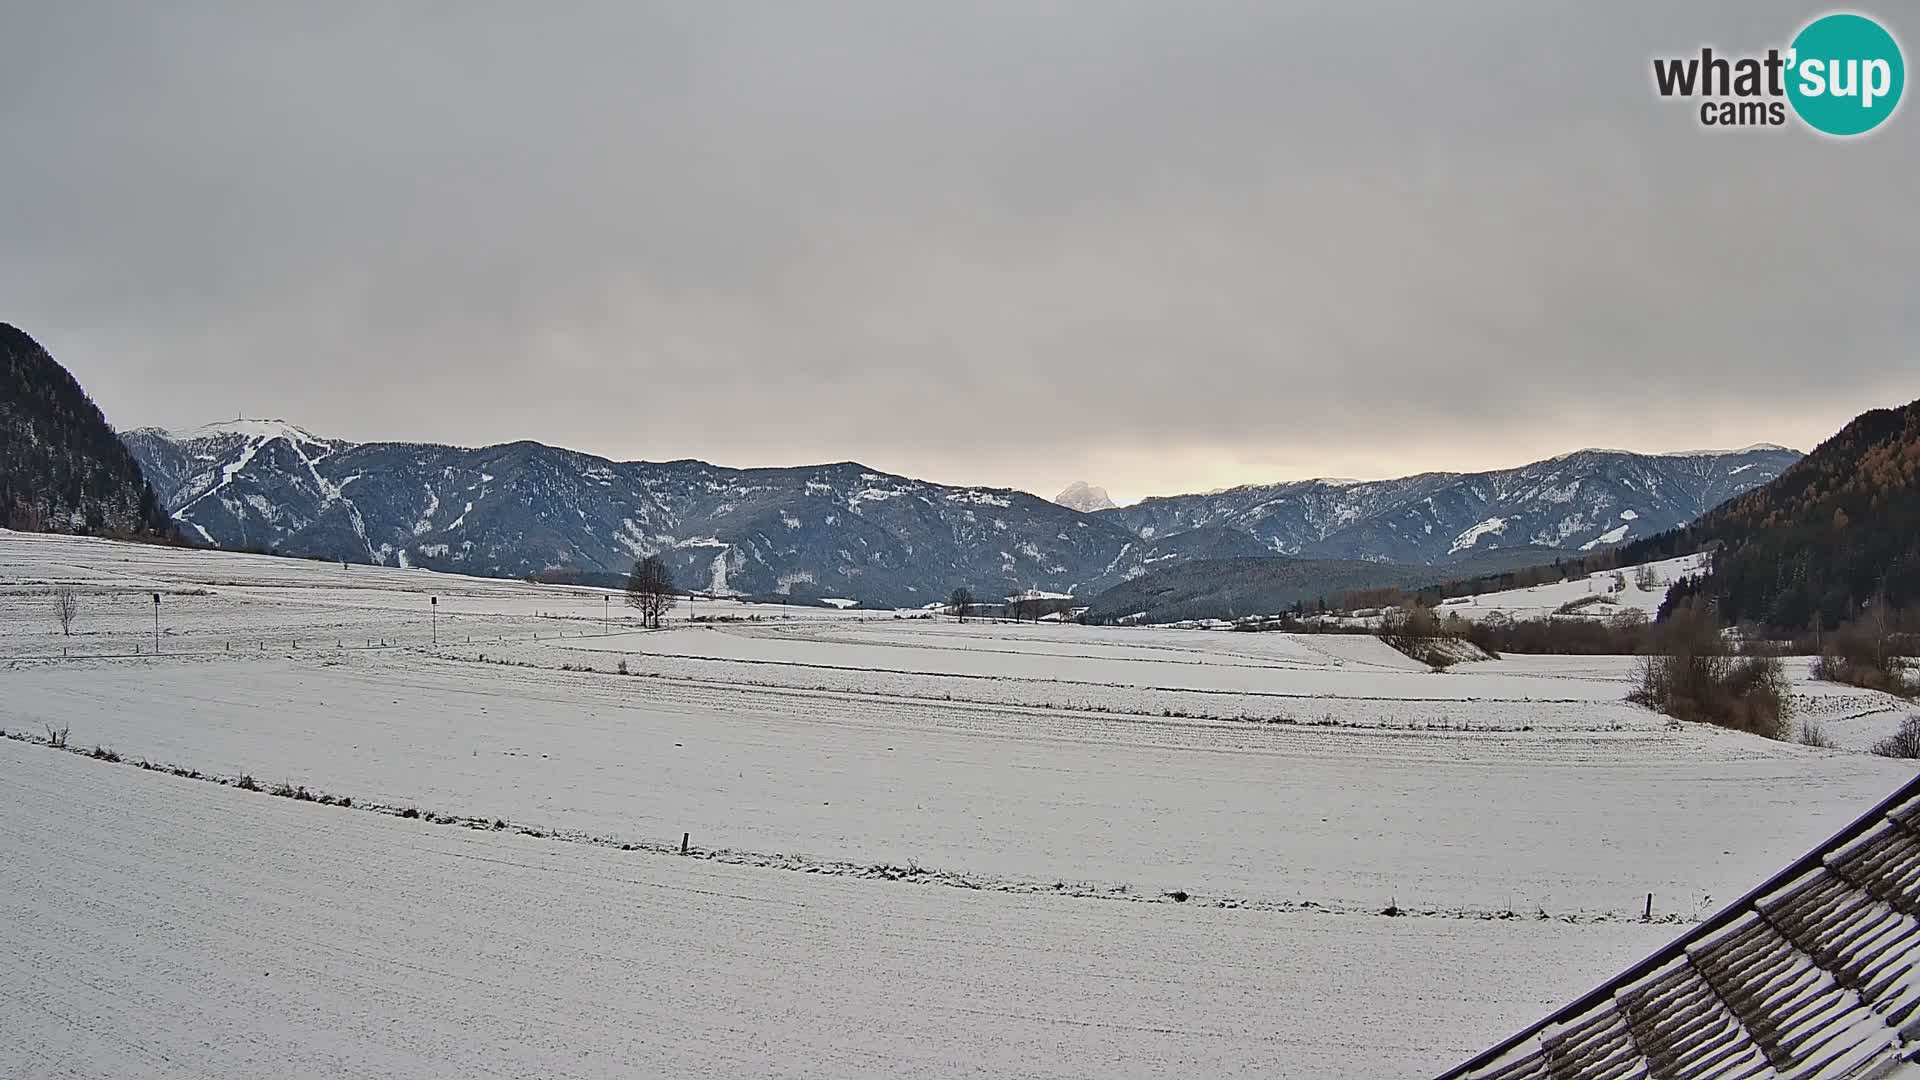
[1787,13,1904,136]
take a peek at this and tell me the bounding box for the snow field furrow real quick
[3,652,1905,917]
[0,744,1677,1078]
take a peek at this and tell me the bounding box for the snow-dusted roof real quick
[1438,773,1920,1079]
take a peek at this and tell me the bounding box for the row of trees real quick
[946,586,1076,623]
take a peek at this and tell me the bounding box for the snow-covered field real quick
[0,741,1674,1079]
[1435,552,1709,623]
[3,531,1915,1077]
[0,529,874,659]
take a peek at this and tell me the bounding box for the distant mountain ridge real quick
[1099,446,1800,563]
[122,421,1123,606]
[0,323,170,538]
[122,419,1798,606]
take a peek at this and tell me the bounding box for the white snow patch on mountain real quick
[951,490,1014,508]
[1449,517,1508,554]
[166,418,331,445]
[1581,524,1631,550]
[171,433,274,520]
[1052,482,1114,512]
[412,488,441,536]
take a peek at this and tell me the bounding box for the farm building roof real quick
[1438,772,1920,1080]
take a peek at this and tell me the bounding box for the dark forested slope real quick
[1670,399,1920,631]
[0,324,171,537]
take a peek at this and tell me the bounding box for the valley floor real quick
[2,530,1915,1077]
[1,742,1672,1079]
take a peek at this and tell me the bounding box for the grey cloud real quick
[2,1,1915,503]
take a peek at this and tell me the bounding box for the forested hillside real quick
[1670,399,1920,631]
[0,324,171,538]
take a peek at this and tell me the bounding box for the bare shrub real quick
[1379,604,1470,667]
[1871,716,1920,759]
[1812,614,1916,698]
[44,723,69,748]
[54,588,78,636]
[1628,607,1792,740]
[1798,719,1838,750]
[1556,594,1619,615]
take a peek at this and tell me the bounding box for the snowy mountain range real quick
[121,421,1798,606]
[1097,446,1801,564]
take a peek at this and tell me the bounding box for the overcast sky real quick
[4,3,1916,504]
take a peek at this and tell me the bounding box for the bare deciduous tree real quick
[1872,716,1920,759]
[625,555,677,629]
[948,586,973,622]
[54,588,78,636]
[1007,591,1042,623]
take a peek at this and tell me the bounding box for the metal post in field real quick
[151,592,160,653]
[431,595,438,646]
